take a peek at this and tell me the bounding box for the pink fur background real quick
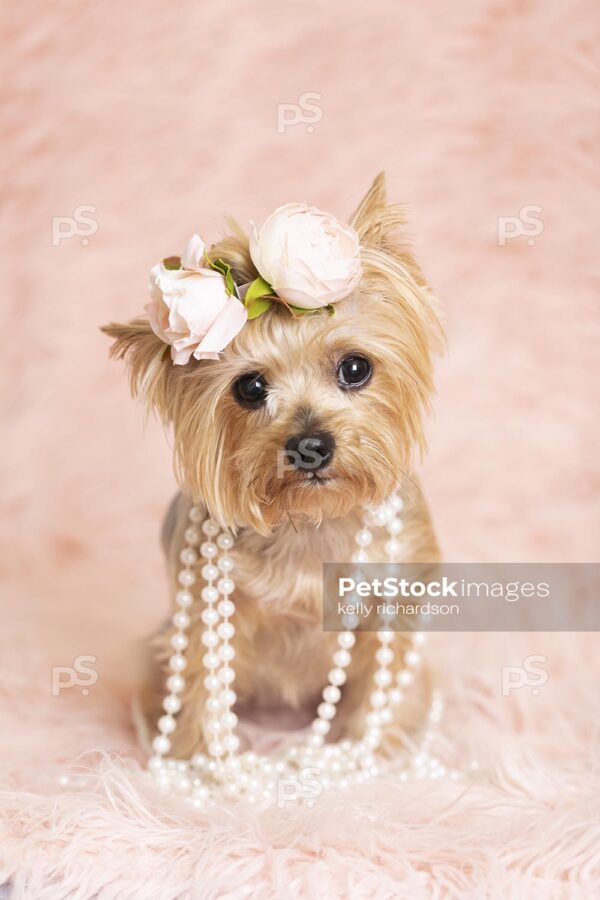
[1,0,599,897]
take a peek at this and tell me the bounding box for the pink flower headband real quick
[146,203,362,365]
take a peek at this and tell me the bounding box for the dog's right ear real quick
[350,172,409,251]
[101,317,174,417]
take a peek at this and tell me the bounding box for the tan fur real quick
[103,174,443,759]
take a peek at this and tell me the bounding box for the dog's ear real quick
[350,171,387,228]
[101,317,175,417]
[350,172,409,250]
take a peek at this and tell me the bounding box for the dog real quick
[103,173,442,761]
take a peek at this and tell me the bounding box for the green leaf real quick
[206,257,238,297]
[163,256,181,270]
[246,297,273,320]
[224,269,236,297]
[208,257,228,275]
[286,304,321,317]
[244,276,274,308]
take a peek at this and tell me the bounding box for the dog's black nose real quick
[284,431,335,471]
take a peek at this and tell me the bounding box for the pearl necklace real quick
[148,490,448,808]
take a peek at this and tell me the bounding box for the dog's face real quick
[104,177,441,534]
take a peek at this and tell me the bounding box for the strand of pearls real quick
[149,490,447,807]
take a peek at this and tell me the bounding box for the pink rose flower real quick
[146,235,247,365]
[249,204,362,309]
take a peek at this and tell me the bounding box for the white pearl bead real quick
[217,532,234,550]
[202,520,220,536]
[384,539,401,558]
[206,697,221,713]
[377,631,393,643]
[206,719,221,735]
[376,646,393,665]
[163,695,181,715]
[352,551,368,564]
[317,702,336,720]
[217,577,235,595]
[328,667,347,686]
[219,667,235,684]
[169,654,187,672]
[380,708,393,725]
[370,690,387,708]
[179,548,198,566]
[405,650,421,667]
[167,674,185,694]
[178,569,195,586]
[322,685,341,704]
[202,652,219,669]
[204,674,220,692]
[389,494,404,512]
[308,733,324,748]
[201,586,219,604]
[388,687,403,705]
[153,735,171,755]
[398,670,414,686]
[172,611,190,630]
[175,590,193,608]
[337,632,356,649]
[201,564,219,581]
[218,644,235,662]
[217,599,235,618]
[366,710,382,727]
[220,688,236,706]
[221,711,238,729]
[386,518,403,535]
[192,753,207,769]
[413,632,426,646]
[158,715,176,734]
[201,608,219,626]
[201,630,219,648]
[171,633,188,651]
[355,528,373,547]
[218,556,235,573]
[217,622,235,640]
[189,507,203,523]
[312,718,331,735]
[222,734,240,753]
[374,668,392,687]
[200,542,218,559]
[184,526,201,545]
[364,728,381,748]
[333,649,351,668]
[209,740,224,757]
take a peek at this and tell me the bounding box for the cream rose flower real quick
[249,203,362,309]
[146,234,247,365]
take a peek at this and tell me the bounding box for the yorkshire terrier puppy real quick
[103,173,442,760]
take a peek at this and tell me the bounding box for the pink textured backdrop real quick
[1,1,599,897]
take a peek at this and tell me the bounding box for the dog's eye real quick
[337,355,372,390]
[233,372,268,408]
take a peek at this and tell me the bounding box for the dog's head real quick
[103,175,442,534]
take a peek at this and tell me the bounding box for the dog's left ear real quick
[101,317,175,418]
